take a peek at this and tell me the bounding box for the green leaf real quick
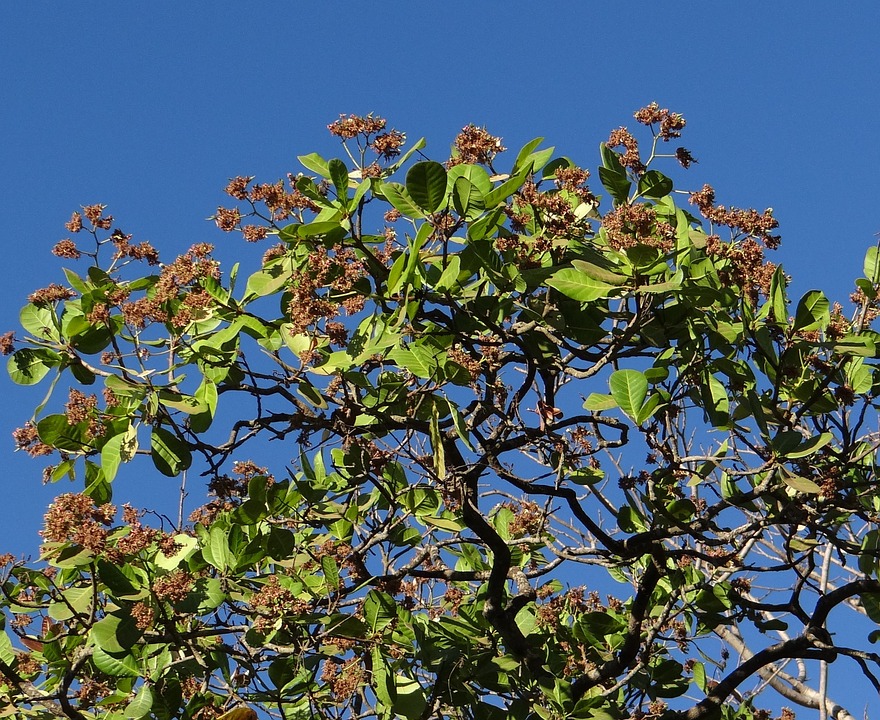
[792,290,830,332]
[364,590,397,632]
[546,268,616,302]
[37,414,90,452]
[157,390,209,415]
[298,152,331,178]
[100,424,138,483]
[865,246,880,283]
[571,259,628,285]
[150,426,192,477]
[406,161,448,213]
[768,265,788,324]
[328,157,350,201]
[93,646,139,678]
[583,393,617,411]
[608,369,648,421]
[446,399,475,451]
[7,348,60,385]
[125,684,154,719]
[781,432,833,459]
[20,303,59,340]
[637,170,673,199]
[202,525,233,571]
[781,470,823,495]
[451,177,485,220]
[379,181,426,219]
[512,137,545,174]
[90,612,141,654]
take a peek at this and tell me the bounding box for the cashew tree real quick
[3,106,880,720]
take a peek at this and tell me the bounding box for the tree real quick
[1,104,879,720]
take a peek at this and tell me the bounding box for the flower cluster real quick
[41,493,116,555]
[689,184,780,248]
[448,124,505,167]
[634,102,686,140]
[607,127,644,173]
[64,388,104,439]
[602,203,676,252]
[285,244,366,340]
[28,284,76,306]
[704,235,778,306]
[11,423,53,457]
[152,569,194,604]
[327,113,387,140]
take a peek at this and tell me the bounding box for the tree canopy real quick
[3,105,880,720]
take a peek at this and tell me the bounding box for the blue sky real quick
[2,2,880,712]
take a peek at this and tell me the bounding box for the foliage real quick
[2,106,880,720]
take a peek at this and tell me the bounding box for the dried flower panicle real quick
[689,184,780,249]
[52,239,81,259]
[12,423,53,457]
[634,102,686,140]
[607,127,644,173]
[448,124,505,168]
[602,203,675,252]
[152,570,194,604]
[42,493,116,555]
[370,130,406,159]
[28,284,76,306]
[0,331,14,356]
[328,113,387,140]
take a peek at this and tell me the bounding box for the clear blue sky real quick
[2,2,879,712]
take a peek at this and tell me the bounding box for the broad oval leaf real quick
[150,426,192,477]
[608,369,648,422]
[406,161,448,213]
[546,268,616,302]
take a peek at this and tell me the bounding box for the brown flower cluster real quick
[515,179,592,237]
[76,679,113,707]
[328,113,387,140]
[285,244,366,338]
[850,288,880,325]
[214,206,241,232]
[554,165,595,203]
[28,284,76,305]
[188,499,236,527]
[66,388,104,439]
[12,423,53,457]
[689,184,780,249]
[83,204,113,230]
[249,575,309,631]
[66,211,83,233]
[225,176,253,200]
[505,499,545,537]
[633,102,686,140]
[448,124,505,167]
[251,179,320,222]
[0,331,14,355]
[131,601,155,630]
[607,127,643,173]
[320,657,365,700]
[602,203,675,252]
[121,244,219,330]
[675,147,697,169]
[704,235,777,305]
[447,346,482,381]
[41,493,116,555]
[110,229,160,265]
[152,570,194,604]
[64,388,96,425]
[116,504,160,556]
[371,130,406,159]
[52,238,81,259]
